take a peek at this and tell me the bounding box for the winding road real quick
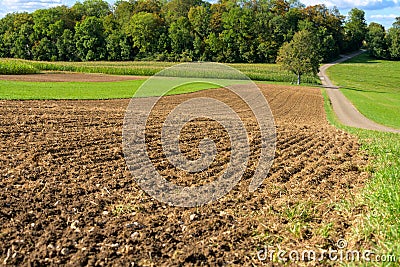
[318,50,400,133]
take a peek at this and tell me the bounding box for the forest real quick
[0,0,398,63]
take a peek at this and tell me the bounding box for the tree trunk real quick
[297,73,301,85]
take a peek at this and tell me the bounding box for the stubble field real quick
[0,85,369,265]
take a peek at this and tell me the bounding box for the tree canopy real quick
[344,8,367,52]
[0,0,383,63]
[276,29,321,84]
[366,17,400,60]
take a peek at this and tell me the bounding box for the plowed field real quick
[0,85,369,266]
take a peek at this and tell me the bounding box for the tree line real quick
[0,0,380,63]
[367,18,400,60]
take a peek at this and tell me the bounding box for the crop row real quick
[0,59,320,84]
[0,59,40,75]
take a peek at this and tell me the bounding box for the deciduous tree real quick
[127,12,161,55]
[344,8,367,51]
[74,16,106,61]
[387,18,400,60]
[276,29,321,84]
[366,22,388,59]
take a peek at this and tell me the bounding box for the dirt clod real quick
[0,85,369,266]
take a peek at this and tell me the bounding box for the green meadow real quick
[327,53,400,129]
[0,79,232,100]
[0,79,144,100]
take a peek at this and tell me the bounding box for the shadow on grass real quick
[340,53,379,64]
[341,86,388,94]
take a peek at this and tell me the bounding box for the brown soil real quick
[0,72,144,82]
[0,85,369,266]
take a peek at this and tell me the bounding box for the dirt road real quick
[318,51,400,133]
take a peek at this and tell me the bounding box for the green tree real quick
[301,5,344,61]
[57,29,77,61]
[188,5,211,59]
[188,5,210,39]
[32,8,64,40]
[114,0,135,30]
[12,23,34,59]
[127,12,162,56]
[203,32,221,61]
[366,22,388,59]
[344,8,367,51]
[74,16,107,61]
[32,37,57,61]
[276,29,321,84]
[219,5,256,62]
[106,32,122,61]
[209,2,226,34]
[0,12,34,58]
[31,7,76,60]
[0,0,366,63]
[134,0,162,15]
[0,31,16,58]
[120,36,133,60]
[72,0,110,19]
[105,31,132,60]
[162,0,203,23]
[387,18,400,60]
[387,28,400,60]
[169,16,192,55]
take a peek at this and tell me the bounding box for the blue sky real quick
[302,0,400,28]
[0,0,399,29]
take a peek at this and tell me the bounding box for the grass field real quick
[0,58,321,84]
[327,53,400,129]
[323,89,400,266]
[0,58,321,100]
[0,79,232,100]
[0,80,144,100]
[0,78,305,100]
[0,59,320,100]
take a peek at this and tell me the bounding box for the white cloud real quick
[301,0,400,10]
[0,0,64,16]
[370,13,399,19]
[0,0,116,17]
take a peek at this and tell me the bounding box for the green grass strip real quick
[322,89,400,266]
[0,79,227,100]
